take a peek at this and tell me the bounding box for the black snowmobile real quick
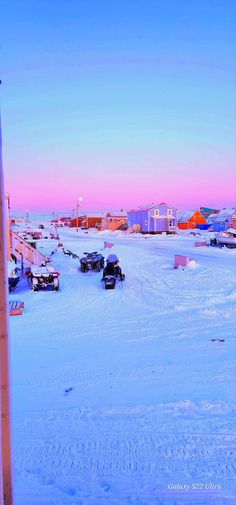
[102,254,125,289]
[80,251,105,272]
[8,261,21,292]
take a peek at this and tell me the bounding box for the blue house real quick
[207,208,236,232]
[128,203,178,233]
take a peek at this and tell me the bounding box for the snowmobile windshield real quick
[107,254,119,263]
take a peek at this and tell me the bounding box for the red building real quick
[178,210,206,229]
[70,214,103,229]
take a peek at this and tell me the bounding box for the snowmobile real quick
[80,251,105,272]
[8,261,21,292]
[28,264,60,291]
[102,254,125,289]
[210,229,236,249]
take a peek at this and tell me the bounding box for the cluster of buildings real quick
[67,204,236,234]
[8,197,236,238]
[65,211,128,232]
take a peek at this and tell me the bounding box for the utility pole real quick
[0,109,14,503]
[76,199,79,233]
[76,197,83,233]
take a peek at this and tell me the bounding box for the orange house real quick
[102,212,128,231]
[178,210,206,229]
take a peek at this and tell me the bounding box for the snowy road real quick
[9,225,236,504]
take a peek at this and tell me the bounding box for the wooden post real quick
[0,112,14,504]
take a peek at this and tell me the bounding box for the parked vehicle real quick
[210,228,236,248]
[38,224,44,229]
[8,261,21,292]
[31,231,43,239]
[50,233,58,239]
[28,264,60,291]
[102,254,125,289]
[80,251,105,272]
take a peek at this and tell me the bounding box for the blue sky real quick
[1,0,236,210]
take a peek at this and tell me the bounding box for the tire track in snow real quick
[15,433,236,484]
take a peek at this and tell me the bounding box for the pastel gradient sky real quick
[1,0,236,211]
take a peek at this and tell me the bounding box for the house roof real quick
[106,211,128,218]
[178,210,199,222]
[208,208,236,224]
[71,214,104,223]
[73,213,105,219]
[200,207,219,214]
[85,214,104,219]
[207,213,220,224]
[128,202,177,213]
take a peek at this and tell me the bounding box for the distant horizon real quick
[6,187,236,214]
[9,202,236,217]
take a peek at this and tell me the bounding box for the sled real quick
[102,273,125,290]
[9,300,24,316]
[103,275,116,289]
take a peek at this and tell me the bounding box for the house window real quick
[154,210,159,216]
[167,209,172,216]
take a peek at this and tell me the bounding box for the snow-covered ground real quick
[9,220,236,504]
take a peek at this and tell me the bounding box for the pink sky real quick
[5,159,236,212]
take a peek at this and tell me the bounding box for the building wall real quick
[70,216,104,228]
[105,216,127,231]
[179,211,206,229]
[231,217,236,229]
[149,204,178,232]
[212,213,236,232]
[197,224,211,230]
[128,210,149,232]
[152,219,169,232]
[70,216,85,227]
[11,231,50,266]
[87,217,103,228]
[212,222,229,232]
[178,222,188,229]
[128,204,178,233]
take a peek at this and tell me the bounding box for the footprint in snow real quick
[57,484,77,496]
[64,387,74,395]
[100,480,111,492]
